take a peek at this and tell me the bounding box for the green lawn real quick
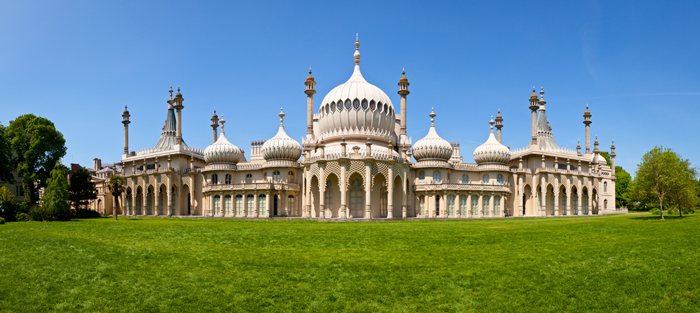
[1,214,699,312]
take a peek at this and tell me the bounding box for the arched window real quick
[325,181,332,209]
[225,174,232,184]
[212,174,218,185]
[383,103,388,114]
[459,196,467,215]
[247,195,254,215]
[483,174,489,184]
[604,182,608,193]
[349,179,363,218]
[447,195,455,216]
[462,174,469,184]
[433,171,441,183]
[246,173,253,184]
[273,170,281,182]
[604,199,608,209]
[214,195,221,215]
[378,102,383,112]
[353,99,360,110]
[497,174,503,185]
[287,196,296,216]
[330,102,335,112]
[235,195,243,215]
[258,195,266,216]
[419,171,425,184]
[370,100,376,111]
[471,196,478,216]
[288,171,295,183]
[224,195,232,215]
[361,99,368,110]
[483,196,490,216]
[494,196,501,216]
[419,195,425,215]
[345,99,351,110]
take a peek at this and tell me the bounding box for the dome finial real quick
[429,108,436,126]
[220,114,226,131]
[402,68,405,76]
[309,67,312,75]
[354,33,361,65]
[169,86,173,99]
[489,115,495,127]
[279,108,285,125]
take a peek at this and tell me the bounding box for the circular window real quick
[361,100,368,110]
[370,100,376,111]
[345,99,351,110]
[353,99,360,110]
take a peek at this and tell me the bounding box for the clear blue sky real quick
[1,1,699,174]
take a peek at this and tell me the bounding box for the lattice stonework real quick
[393,164,406,183]
[182,176,191,187]
[370,162,390,190]
[325,161,341,182]
[346,160,367,187]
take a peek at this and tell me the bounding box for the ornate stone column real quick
[387,164,394,219]
[477,193,483,217]
[253,193,259,218]
[402,173,407,218]
[456,192,462,218]
[266,191,271,217]
[365,161,371,219]
[340,161,347,219]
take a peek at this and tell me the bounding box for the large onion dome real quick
[316,36,396,141]
[412,109,453,162]
[473,125,511,165]
[261,109,302,161]
[203,116,242,164]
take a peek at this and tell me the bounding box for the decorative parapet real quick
[414,183,512,193]
[510,146,578,158]
[203,182,301,193]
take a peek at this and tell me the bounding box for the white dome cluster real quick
[204,119,242,164]
[261,109,302,161]
[412,109,453,162]
[473,126,511,165]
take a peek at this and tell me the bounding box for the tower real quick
[122,105,130,155]
[211,110,219,144]
[610,140,616,176]
[495,109,503,143]
[173,86,185,145]
[529,87,539,146]
[398,69,410,136]
[304,68,316,136]
[583,104,592,154]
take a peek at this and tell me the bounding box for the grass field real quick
[1,213,699,312]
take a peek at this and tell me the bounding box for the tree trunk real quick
[679,206,683,218]
[114,193,119,220]
[659,198,664,220]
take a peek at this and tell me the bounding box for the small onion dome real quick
[473,125,511,165]
[530,86,538,100]
[584,104,591,115]
[306,69,315,82]
[261,109,302,161]
[412,109,453,162]
[175,86,183,98]
[204,116,242,164]
[399,69,408,83]
[123,105,129,115]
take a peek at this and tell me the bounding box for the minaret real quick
[529,87,539,146]
[583,104,592,154]
[610,140,616,176]
[495,109,503,143]
[593,135,600,168]
[304,68,316,136]
[173,86,185,145]
[398,68,410,136]
[122,105,130,155]
[576,140,582,156]
[211,110,219,144]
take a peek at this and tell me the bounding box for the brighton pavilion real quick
[94,37,618,219]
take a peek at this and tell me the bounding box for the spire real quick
[429,108,436,126]
[489,115,495,127]
[279,108,285,126]
[169,86,173,99]
[354,33,361,65]
[220,115,226,133]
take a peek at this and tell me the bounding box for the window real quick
[370,100,376,111]
[433,171,441,183]
[550,194,555,215]
[258,195,266,216]
[419,196,425,216]
[378,102,383,112]
[583,195,588,215]
[350,179,363,218]
[247,195,254,215]
[235,195,243,215]
[497,174,503,185]
[224,195,232,215]
[384,104,388,114]
[361,99,368,110]
[604,199,608,209]
[573,193,579,215]
[337,100,343,111]
[225,174,232,184]
[471,196,478,216]
[483,196,490,216]
[214,196,221,215]
[273,170,280,182]
[212,174,218,185]
[345,99,351,110]
[325,181,332,209]
[330,102,335,112]
[419,171,425,184]
[494,196,501,216]
[604,182,608,193]
[353,99,360,110]
[448,195,455,216]
[288,171,295,183]
[459,196,467,215]
[483,174,489,184]
[288,196,296,216]
[246,173,253,184]
[462,174,469,184]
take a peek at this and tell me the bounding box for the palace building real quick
[101,37,619,219]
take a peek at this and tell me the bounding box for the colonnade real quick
[206,191,300,217]
[416,192,508,218]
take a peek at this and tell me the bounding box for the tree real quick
[40,163,71,221]
[599,151,612,167]
[5,114,66,205]
[0,186,15,221]
[615,166,632,208]
[665,158,698,217]
[634,146,696,219]
[68,167,98,210]
[0,124,14,183]
[107,175,125,220]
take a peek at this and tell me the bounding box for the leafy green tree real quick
[615,166,632,208]
[599,151,611,167]
[68,168,97,210]
[0,186,15,221]
[665,158,698,217]
[40,163,71,221]
[634,146,696,219]
[5,114,66,205]
[0,124,14,183]
[107,175,125,220]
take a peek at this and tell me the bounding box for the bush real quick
[649,208,661,215]
[29,206,58,222]
[0,217,5,224]
[72,209,101,219]
[15,212,31,221]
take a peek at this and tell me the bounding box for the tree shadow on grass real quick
[629,215,688,221]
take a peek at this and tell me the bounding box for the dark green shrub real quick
[73,209,101,219]
[649,208,661,215]
[15,212,31,221]
[0,217,5,224]
[29,206,57,222]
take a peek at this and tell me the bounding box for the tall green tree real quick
[68,168,97,210]
[615,166,632,208]
[107,175,125,220]
[665,158,698,217]
[5,114,66,205]
[599,151,611,167]
[41,163,71,221]
[0,124,14,183]
[634,146,696,219]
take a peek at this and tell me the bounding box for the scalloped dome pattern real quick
[473,129,511,165]
[204,131,242,164]
[413,125,453,162]
[261,125,302,161]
